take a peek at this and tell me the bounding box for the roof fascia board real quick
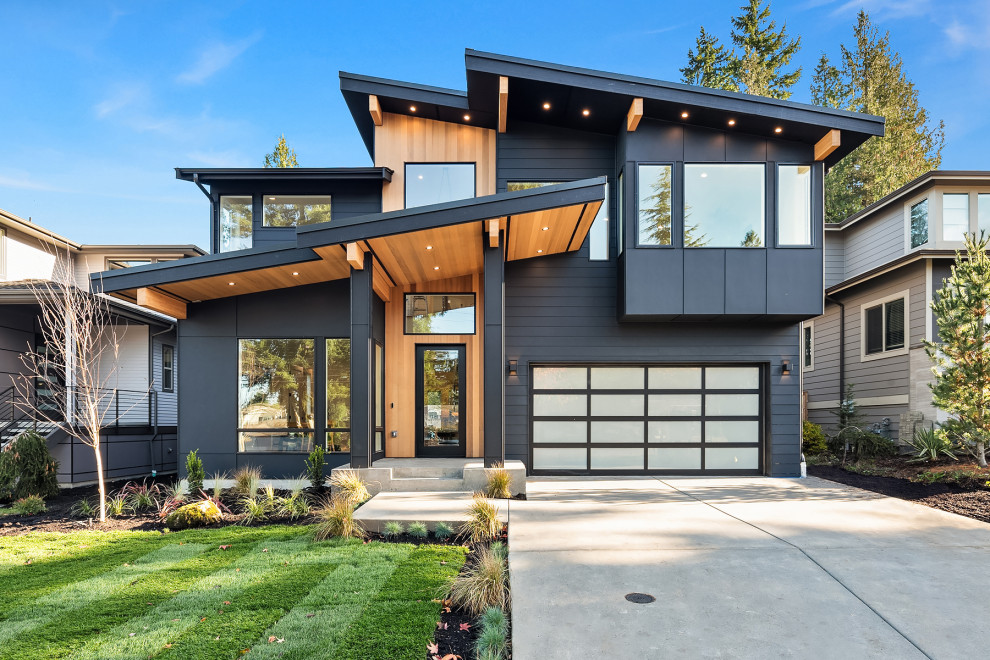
[826,250,957,295]
[0,209,82,250]
[175,167,393,183]
[339,72,470,109]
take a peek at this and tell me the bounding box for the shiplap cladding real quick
[152,329,177,425]
[2,227,57,281]
[841,205,905,281]
[824,231,845,288]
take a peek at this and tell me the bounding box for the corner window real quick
[238,339,315,452]
[404,294,476,334]
[979,194,990,237]
[778,165,812,246]
[326,338,350,453]
[683,164,765,247]
[862,295,906,358]
[219,196,253,252]
[942,193,970,242]
[405,164,475,209]
[802,323,814,371]
[637,165,672,246]
[910,199,929,249]
[263,195,332,227]
[161,345,174,392]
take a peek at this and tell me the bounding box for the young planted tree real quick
[263,134,299,168]
[729,0,801,99]
[680,27,737,91]
[15,249,146,521]
[925,234,990,468]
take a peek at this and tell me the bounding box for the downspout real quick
[824,295,845,409]
[148,323,175,477]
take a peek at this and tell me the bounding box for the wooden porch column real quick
[483,228,505,466]
[349,251,375,468]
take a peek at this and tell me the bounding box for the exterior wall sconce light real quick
[506,359,517,376]
[781,359,791,375]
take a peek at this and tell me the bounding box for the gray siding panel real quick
[843,206,905,280]
[824,232,844,287]
[0,307,34,388]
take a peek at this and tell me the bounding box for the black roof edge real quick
[175,167,393,183]
[297,177,606,248]
[464,49,885,135]
[93,243,323,294]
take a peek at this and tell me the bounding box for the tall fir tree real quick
[813,11,944,223]
[680,27,737,91]
[264,134,299,168]
[729,0,801,99]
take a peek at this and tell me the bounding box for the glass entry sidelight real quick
[416,345,466,457]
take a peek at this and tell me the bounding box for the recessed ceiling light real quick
[417,174,424,180]
[700,173,708,178]
[727,118,736,126]
[543,102,551,110]
[228,282,235,286]
[409,105,417,112]
[541,226,549,231]
[582,109,590,116]
[537,249,544,253]
[426,245,433,250]
[774,126,783,133]
[680,111,689,119]
[292,272,299,276]
[433,266,440,270]
[268,196,275,200]
[463,114,471,121]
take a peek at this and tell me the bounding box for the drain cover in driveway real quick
[624,592,656,604]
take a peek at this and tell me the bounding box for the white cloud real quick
[93,83,147,118]
[176,32,262,85]
[0,172,68,192]
[829,0,933,19]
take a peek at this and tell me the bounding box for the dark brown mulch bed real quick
[809,464,990,524]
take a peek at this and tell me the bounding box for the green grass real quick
[0,526,466,660]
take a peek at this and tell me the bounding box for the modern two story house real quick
[804,171,990,443]
[93,50,884,478]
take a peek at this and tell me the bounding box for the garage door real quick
[530,364,764,474]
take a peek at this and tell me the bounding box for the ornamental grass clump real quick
[330,469,370,505]
[906,427,957,463]
[484,463,512,499]
[314,496,364,541]
[232,465,261,498]
[461,494,502,544]
[11,494,46,516]
[211,471,227,500]
[446,544,509,616]
[277,490,311,520]
[239,496,269,525]
[433,521,454,540]
[120,480,161,512]
[71,497,96,518]
[476,606,510,660]
[407,521,429,539]
[105,493,131,517]
[382,520,404,538]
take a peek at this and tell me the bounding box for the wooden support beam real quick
[627,97,643,132]
[498,76,508,133]
[372,257,392,303]
[369,94,383,126]
[136,288,187,320]
[487,219,500,248]
[814,129,841,162]
[346,242,366,270]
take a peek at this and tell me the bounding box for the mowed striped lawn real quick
[0,525,465,660]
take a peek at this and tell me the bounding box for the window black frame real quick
[373,340,386,460]
[634,162,675,249]
[682,162,767,249]
[403,292,477,335]
[415,344,467,458]
[161,344,174,392]
[261,193,333,228]
[404,162,476,209]
[775,163,814,248]
[863,298,906,356]
[803,325,813,370]
[217,194,255,253]
[325,337,351,454]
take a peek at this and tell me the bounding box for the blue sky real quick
[1,0,987,249]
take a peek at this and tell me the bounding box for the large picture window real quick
[263,195,332,227]
[777,165,812,246]
[637,165,672,246]
[683,164,765,247]
[219,196,253,252]
[238,339,315,452]
[862,294,907,358]
[326,338,350,453]
[405,164,475,208]
[404,294,476,334]
[910,199,929,248]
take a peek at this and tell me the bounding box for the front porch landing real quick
[331,458,526,497]
[352,490,510,533]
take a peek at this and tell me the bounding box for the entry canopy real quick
[93,178,605,319]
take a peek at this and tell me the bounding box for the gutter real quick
[824,294,846,409]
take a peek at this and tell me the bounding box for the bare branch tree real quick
[14,244,147,521]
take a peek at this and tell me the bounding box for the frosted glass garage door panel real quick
[533,448,587,470]
[533,394,586,417]
[590,367,644,389]
[705,394,759,416]
[705,367,759,389]
[705,447,760,469]
[590,394,644,417]
[648,421,702,443]
[533,367,587,390]
[706,421,760,443]
[648,367,702,389]
[648,394,701,416]
[648,448,701,470]
[591,421,643,443]
[591,448,644,470]
[534,421,586,444]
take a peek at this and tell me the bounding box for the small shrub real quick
[484,463,512,499]
[461,494,502,544]
[479,606,508,636]
[856,431,897,459]
[476,604,510,660]
[11,494,46,516]
[239,496,269,525]
[106,493,131,517]
[313,496,364,540]
[0,431,59,502]
[262,484,277,505]
[433,521,454,540]
[232,465,261,497]
[159,482,187,519]
[446,545,509,616]
[330,469,370,505]
[277,491,311,520]
[489,540,508,562]
[71,498,96,517]
[306,445,326,490]
[407,521,429,538]
[120,480,161,512]
[165,499,222,530]
[802,421,827,456]
[185,450,206,495]
[906,427,957,463]
[382,520,404,538]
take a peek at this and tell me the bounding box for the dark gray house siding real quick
[0,306,34,388]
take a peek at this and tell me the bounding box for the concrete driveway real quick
[507,476,990,659]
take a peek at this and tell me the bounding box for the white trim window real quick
[802,321,814,372]
[161,345,174,392]
[861,290,909,361]
[909,198,929,249]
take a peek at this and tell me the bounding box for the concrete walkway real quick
[508,476,990,660]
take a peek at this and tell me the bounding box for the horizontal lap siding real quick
[152,330,177,425]
[843,207,905,280]
[824,233,844,288]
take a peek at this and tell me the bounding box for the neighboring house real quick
[0,207,204,484]
[94,50,883,478]
[803,171,990,444]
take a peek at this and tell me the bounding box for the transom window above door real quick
[404,294,476,334]
[405,164,475,208]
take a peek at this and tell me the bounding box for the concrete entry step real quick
[389,477,466,491]
[353,490,509,534]
[331,458,526,497]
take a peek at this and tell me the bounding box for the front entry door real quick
[416,345,466,457]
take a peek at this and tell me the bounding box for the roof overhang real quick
[175,167,393,185]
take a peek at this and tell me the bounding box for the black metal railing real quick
[0,384,158,436]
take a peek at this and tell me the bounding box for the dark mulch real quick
[810,464,990,524]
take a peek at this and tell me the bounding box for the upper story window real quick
[509,181,609,261]
[910,198,929,248]
[778,165,812,246]
[405,164,475,209]
[220,195,253,253]
[980,194,990,237]
[684,164,765,248]
[637,165,672,246]
[404,293,475,334]
[263,195,332,227]
[161,345,174,392]
[942,193,970,242]
[862,292,907,359]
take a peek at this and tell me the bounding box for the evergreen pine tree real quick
[264,134,299,168]
[730,0,801,99]
[680,27,737,91]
